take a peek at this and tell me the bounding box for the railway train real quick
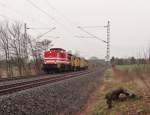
[42,48,88,73]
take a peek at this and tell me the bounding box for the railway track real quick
[0,70,91,96]
[0,71,87,83]
[0,74,45,82]
[0,72,67,82]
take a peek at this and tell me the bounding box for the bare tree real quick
[28,39,53,74]
[0,21,53,77]
[0,23,13,77]
[6,22,26,76]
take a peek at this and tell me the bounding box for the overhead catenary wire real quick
[80,26,106,28]
[36,27,56,39]
[28,27,56,44]
[45,0,85,38]
[26,0,57,22]
[42,0,82,37]
[75,36,97,38]
[77,26,107,43]
[45,0,57,11]
[77,21,110,62]
[45,0,76,28]
[44,36,60,39]
[0,1,47,25]
[26,0,73,36]
[27,27,55,30]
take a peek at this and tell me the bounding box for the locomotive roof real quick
[50,48,65,51]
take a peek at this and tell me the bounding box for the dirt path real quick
[76,83,106,115]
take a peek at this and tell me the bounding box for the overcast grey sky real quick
[0,0,150,59]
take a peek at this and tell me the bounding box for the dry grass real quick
[116,64,150,74]
[88,68,150,115]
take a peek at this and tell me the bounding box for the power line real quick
[77,26,107,43]
[26,0,72,35]
[44,36,60,39]
[0,1,48,25]
[45,0,76,28]
[26,0,57,22]
[80,26,106,28]
[36,27,56,39]
[0,0,61,40]
[45,0,57,11]
[75,36,100,38]
[77,21,110,62]
[27,27,55,30]
[44,0,80,36]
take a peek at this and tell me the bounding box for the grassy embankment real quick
[89,64,150,115]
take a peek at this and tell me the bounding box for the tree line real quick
[0,21,52,78]
[111,56,150,65]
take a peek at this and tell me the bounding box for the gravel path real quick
[0,68,105,115]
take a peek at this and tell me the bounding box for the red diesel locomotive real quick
[42,48,88,73]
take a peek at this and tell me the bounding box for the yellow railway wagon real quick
[80,58,88,70]
[80,58,85,69]
[70,55,75,70]
[74,57,80,71]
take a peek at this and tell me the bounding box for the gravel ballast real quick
[0,69,104,115]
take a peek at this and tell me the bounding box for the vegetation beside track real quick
[116,64,150,73]
[84,66,150,115]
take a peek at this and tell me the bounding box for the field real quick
[79,64,150,115]
[116,64,150,73]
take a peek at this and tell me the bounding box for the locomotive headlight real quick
[57,64,61,68]
[55,59,58,62]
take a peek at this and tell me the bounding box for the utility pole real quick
[24,23,28,59]
[76,20,110,62]
[24,23,27,36]
[105,21,110,62]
